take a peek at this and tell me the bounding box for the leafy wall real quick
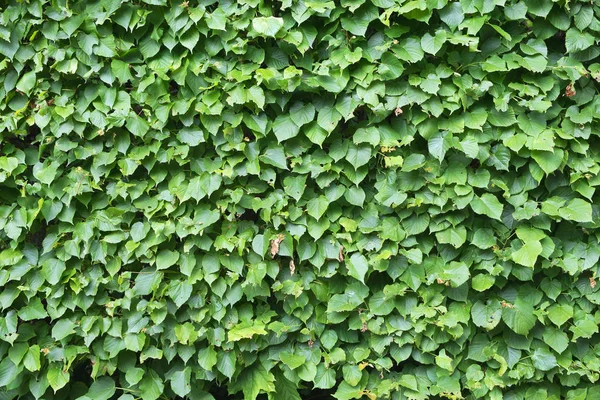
[1,0,600,398]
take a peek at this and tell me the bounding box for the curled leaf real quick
[565,83,576,97]
[338,246,344,262]
[270,234,284,258]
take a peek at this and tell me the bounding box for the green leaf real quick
[33,162,60,185]
[16,71,36,95]
[421,30,446,55]
[342,365,363,386]
[532,150,564,174]
[18,298,48,321]
[23,345,41,372]
[305,122,329,146]
[260,145,288,170]
[347,253,369,284]
[228,321,267,341]
[126,115,150,137]
[511,241,543,268]
[524,0,552,17]
[428,132,452,162]
[435,349,454,372]
[0,249,23,267]
[170,368,191,398]
[307,196,329,220]
[471,274,495,292]
[273,114,300,142]
[273,373,301,400]
[231,364,277,399]
[180,29,199,51]
[156,250,180,270]
[314,365,336,389]
[283,175,307,201]
[82,377,116,400]
[559,198,593,223]
[206,9,227,31]
[52,319,75,341]
[547,304,573,327]
[327,293,363,313]
[139,370,164,400]
[47,365,70,392]
[280,352,306,370]
[471,228,496,249]
[345,144,371,169]
[253,17,284,37]
[471,194,504,221]
[502,301,536,335]
[542,328,569,354]
[441,261,470,287]
[111,60,133,83]
[504,2,528,20]
[0,358,17,387]
[565,28,595,53]
[439,2,464,30]
[531,347,557,371]
[290,103,316,127]
[368,291,395,316]
[471,300,502,330]
[344,186,365,207]
[436,226,467,248]
[42,258,66,286]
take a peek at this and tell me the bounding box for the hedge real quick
[1,0,600,398]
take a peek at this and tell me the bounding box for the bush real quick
[1,0,600,398]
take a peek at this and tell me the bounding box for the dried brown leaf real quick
[270,234,284,258]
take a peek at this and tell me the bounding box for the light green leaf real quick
[547,304,573,327]
[42,258,66,286]
[565,28,595,53]
[435,349,454,372]
[260,145,288,170]
[346,144,372,169]
[436,226,467,248]
[16,71,36,95]
[428,132,452,162]
[531,347,557,371]
[511,241,543,268]
[307,196,329,220]
[47,365,70,392]
[280,352,306,370]
[23,345,41,372]
[347,253,369,284]
[542,328,569,354]
[290,103,316,127]
[81,377,116,400]
[170,368,191,398]
[52,319,75,341]
[156,250,179,270]
[253,17,284,37]
[273,114,300,142]
[228,321,267,341]
[421,30,446,55]
[559,198,593,223]
[471,194,504,221]
[502,301,536,335]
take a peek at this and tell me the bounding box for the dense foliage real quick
[1,0,600,398]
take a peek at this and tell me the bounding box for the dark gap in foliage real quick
[237,208,260,223]
[72,359,94,387]
[27,220,47,250]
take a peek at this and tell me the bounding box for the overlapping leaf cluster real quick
[2,0,600,398]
